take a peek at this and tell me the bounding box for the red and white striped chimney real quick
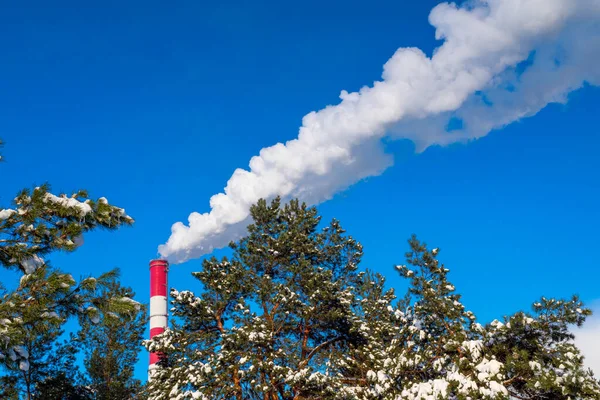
[149,258,169,378]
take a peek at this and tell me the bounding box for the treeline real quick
[2,140,599,399]
[145,198,600,400]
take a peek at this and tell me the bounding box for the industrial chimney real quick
[149,258,169,378]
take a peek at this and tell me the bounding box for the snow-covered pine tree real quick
[145,197,364,399]
[0,184,140,398]
[145,199,600,400]
[330,236,600,399]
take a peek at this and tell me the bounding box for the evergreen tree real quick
[146,197,363,399]
[146,198,600,400]
[75,279,146,399]
[0,183,139,398]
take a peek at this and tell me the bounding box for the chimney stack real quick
[149,259,169,378]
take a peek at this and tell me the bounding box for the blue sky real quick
[1,0,599,381]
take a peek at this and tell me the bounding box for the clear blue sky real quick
[1,0,599,381]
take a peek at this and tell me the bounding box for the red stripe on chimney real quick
[150,259,168,297]
[149,352,162,365]
[150,327,165,337]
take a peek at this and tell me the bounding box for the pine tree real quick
[145,198,600,399]
[0,183,139,399]
[145,197,364,399]
[339,236,600,399]
[75,279,146,399]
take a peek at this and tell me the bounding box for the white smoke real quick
[159,0,600,264]
[574,301,600,378]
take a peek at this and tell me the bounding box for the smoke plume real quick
[574,301,600,378]
[159,0,600,264]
